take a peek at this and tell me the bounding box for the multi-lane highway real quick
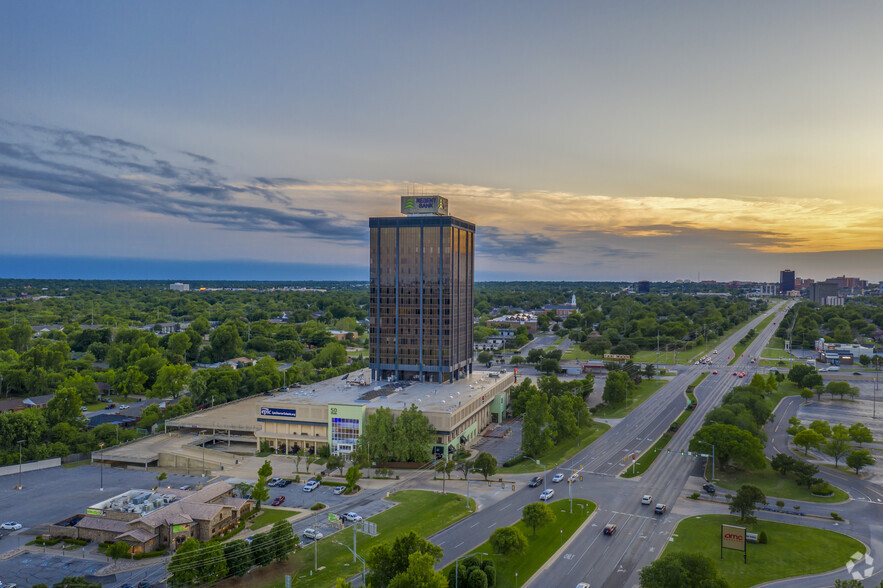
[430,301,794,587]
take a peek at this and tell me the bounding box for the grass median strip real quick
[592,378,666,419]
[442,498,595,588]
[664,514,864,588]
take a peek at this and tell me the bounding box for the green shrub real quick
[812,482,834,496]
[690,492,700,500]
[64,538,89,546]
[503,456,525,467]
[775,500,785,509]
[758,531,768,544]
[310,503,325,511]
[831,512,844,521]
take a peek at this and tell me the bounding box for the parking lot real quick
[0,465,216,551]
[0,552,165,588]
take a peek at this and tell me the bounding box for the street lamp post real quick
[695,440,715,481]
[522,455,545,492]
[454,553,488,588]
[333,540,366,584]
[98,442,105,491]
[17,440,24,490]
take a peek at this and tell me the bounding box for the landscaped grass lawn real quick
[249,507,299,530]
[761,348,795,359]
[592,378,666,419]
[272,490,475,588]
[664,514,864,588]
[712,461,849,503]
[500,422,611,474]
[443,498,595,588]
[84,401,106,411]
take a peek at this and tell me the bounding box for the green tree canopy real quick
[522,501,555,537]
[639,551,729,588]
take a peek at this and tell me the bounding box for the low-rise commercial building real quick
[51,482,252,553]
[255,367,513,459]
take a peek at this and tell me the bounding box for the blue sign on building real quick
[260,407,297,418]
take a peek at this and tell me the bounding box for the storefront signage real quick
[173,524,188,533]
[260,407,297,418]
[86,509,103,516]
[603,354,631,360]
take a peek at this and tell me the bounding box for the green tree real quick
[365,531,443,588]
[793,428,825,455]
[435,459,455,479]
[166,332,192,360]
[388,551,447,588]
[258,459,273,479]
[106,542,131,559]
[639,551,729,588]
[824,425,853,468]
[393,404,435,462]
[334,579,354,588]
[728,484,766,524]
[473,451,498,480]
[209,323,243,362]
[269,520,297,562]
[477,350,493,364]
[8,320,32,352]
[489,526,528,563]
[114,366,147,397]
[522,501,555,537]
[168,537,202,586]
[364,407,396,462]
[550,394,579,443]
[521,390,551,458]
[603,370,630,406]
[198,540,228,584]
[250,532,274,566]
[151,364,191,398]
[845,449,875,474]
[327,454,346,476]
[848,422,873,446]
[223,539,253,577]
[45,388,84,428]
[800,387,814,401]
[809,420,832,438]
[345,465,362,492]
[251,477,270,510]
[154,471,167,489]
[688,424,765,470]
[538,357,561,374]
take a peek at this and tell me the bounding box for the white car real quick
[641,495,652,505]
[343,512,362,522]
[568,473,579,483]
[333,486,347,495]
[552,473,564,483]
[303,480,320,492]
[540,489,555,501]
[0,522,22,530]
[119,405,130,410]
[302,528,324,541]
[268,477,281,487]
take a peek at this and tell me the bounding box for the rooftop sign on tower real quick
[401,195,448,216]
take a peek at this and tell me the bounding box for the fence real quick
[0,457,61,478]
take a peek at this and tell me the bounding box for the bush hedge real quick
[133,550,168,560]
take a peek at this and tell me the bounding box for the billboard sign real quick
[401,195,449,216]
[603,354,631,360]
[173,524,188,533]
[260,407,297,418]
[721,524,747,562]
[86,509,103,516]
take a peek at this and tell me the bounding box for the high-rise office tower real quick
[779,269,795,294]
[369,196,474,383]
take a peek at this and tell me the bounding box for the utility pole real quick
[17,440,24,490]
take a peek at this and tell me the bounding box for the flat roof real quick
[270,368,510,414]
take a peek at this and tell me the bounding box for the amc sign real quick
[721,524,746,551]
[260,407,297,418]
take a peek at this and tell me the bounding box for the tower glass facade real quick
[369,209,474,383]
[779,269,795,294]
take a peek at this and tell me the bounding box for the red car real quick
[712,371,718,374]
[271,496,285,506]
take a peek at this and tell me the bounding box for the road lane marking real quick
[470,522,479,528]
[455,542,463,548]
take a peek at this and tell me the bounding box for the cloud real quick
[0,120,363,243]
[478,226,560,258]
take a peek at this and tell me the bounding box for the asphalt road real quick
[428,301,798,587]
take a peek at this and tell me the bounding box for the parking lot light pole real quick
[17,440,24,490]
[98,442,105,491]
[454,552,487,588]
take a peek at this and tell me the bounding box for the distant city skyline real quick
[2,3,882,282]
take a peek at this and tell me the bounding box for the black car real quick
[528,476,543,488]
[703,483,716,494]
[603,523,616,535]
